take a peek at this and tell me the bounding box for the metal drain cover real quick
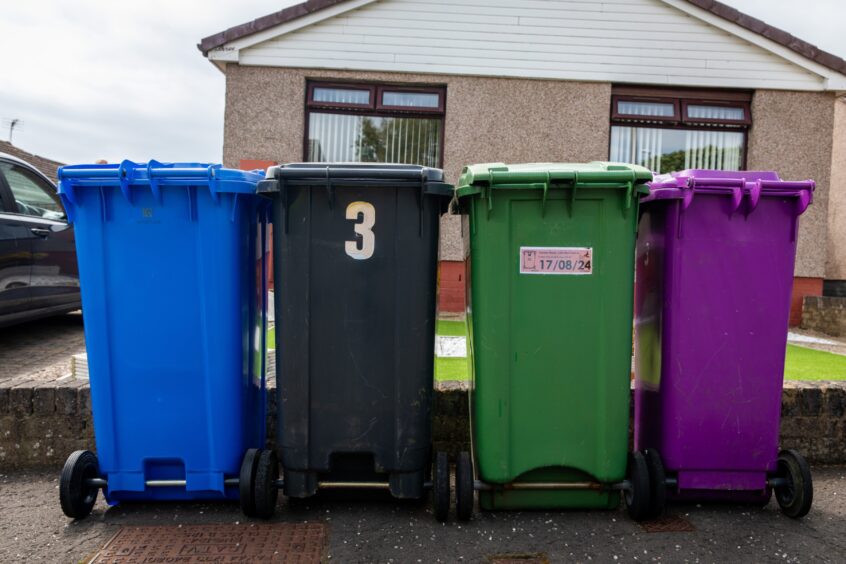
[88,523,327,563]
[640,514,696,533]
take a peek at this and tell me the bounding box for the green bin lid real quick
[456,162,652,198]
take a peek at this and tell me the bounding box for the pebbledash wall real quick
[222,65,840,322]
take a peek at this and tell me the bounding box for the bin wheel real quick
[625,451,651,522]
[432,451,450,522]
[643,448,666,520]
[239,449,261,517]
[60,450,100,520]
[456,451,474,522]
[774,449,813,519]
[253,450,279,519]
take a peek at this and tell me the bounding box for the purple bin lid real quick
[643,169,815,216]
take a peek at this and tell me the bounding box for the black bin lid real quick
[258,163,452,197]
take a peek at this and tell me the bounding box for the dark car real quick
[0,152,80,327]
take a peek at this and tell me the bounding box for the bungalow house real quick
[199,0,846,325]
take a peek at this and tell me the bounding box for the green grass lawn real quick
[437,320,466,337]
[272,322,846,382]
[784,344,846,380]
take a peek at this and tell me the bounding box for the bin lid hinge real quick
[118,159,134,205]
[324,166,335,210]
[541,172,550,217]
[485,183,494,217]
[746,179,762,218]
[277,170,290,234]
[418,169,427,236]
[568,172,578,218]
[207,165,220,203]
[146,160,163,204]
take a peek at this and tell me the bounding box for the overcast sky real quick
[2,0,844,167]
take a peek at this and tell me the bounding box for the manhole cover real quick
[489,554,548,564]
[640,514,696,533]
[88,523,326,563]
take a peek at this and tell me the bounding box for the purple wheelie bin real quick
[634,169,815,519]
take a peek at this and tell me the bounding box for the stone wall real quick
[802,296,846,337]
[2,380,844,470]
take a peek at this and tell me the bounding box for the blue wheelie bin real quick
[56,161,269,518]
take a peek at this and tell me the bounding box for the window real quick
[0,162,65,220]
[609,88,751,173]
[306,82,445,168]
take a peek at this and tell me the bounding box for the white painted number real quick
[345,201,375,260]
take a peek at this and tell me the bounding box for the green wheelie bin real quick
[451,162,659,521]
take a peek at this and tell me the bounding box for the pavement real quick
[0,312,85,386]
[2,467,845,563]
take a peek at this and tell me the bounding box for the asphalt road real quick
[2,467,845,563]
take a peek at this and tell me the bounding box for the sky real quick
[1,0,844,167]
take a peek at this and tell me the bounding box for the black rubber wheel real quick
[774,449,813,519]
[432,451,450,522]
[253,450,279,519]
[625,451,651,522]
[59,450,100,520]
[643,448,666,520]
[239,448,261,517]
[455,451,474,522]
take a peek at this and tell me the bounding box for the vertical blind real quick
[308,112,442,167]
[610,126,744,173]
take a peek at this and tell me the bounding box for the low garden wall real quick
[1,380,844,471]
[802,296,846,337]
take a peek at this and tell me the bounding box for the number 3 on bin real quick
[345,201,375,260]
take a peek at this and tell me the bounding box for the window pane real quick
[313,87,370,105]
[308,112,442,167]
[0,163,65,219]
[686,104,745,121]
[382,91,440,108]
[610,126,744,173]
[617,100,675,118]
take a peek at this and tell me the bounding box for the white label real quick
[345,201,376,260]
[520,246,593,275]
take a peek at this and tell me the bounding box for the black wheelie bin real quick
[240,163,453,519]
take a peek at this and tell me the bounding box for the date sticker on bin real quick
[520,246,592,275]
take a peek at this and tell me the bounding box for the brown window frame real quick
[609,86,752,170]
[611,96,680,123]
[680,100,752,127]
[304,80,447,164]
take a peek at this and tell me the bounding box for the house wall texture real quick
[827,97,846,280]
[746,90,836,279]
[223,65,610,261]
[224,66,835,277]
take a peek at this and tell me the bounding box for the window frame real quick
[611,95,680,123]
[304,80,447,165]
[681,99,752,127]
[609,87,752,171]
[0,159,66,221]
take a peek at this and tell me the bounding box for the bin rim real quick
[643,169,815,215]
[57,160,264,194]
[455,161,653,199]
[259,163,453,198]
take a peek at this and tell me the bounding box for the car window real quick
[0,162,66,220]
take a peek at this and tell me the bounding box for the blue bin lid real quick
[58,160,264,196]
